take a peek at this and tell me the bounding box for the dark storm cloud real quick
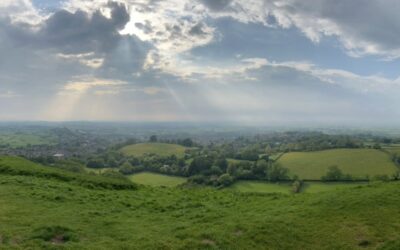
[2,1,129,54]
[199,0,233,11]
[40,1,129,54]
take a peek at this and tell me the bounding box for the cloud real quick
[199,0,233,12]
[199,0,400,59]
[63,77,127,93]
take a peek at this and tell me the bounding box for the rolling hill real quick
[0,155,400,248]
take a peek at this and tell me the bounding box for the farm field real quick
[1,158,400,249]
[120,143,188,157]
[229,180,292,194]
[382,145,400,155]
[278,148,398,180]
[0,133,55,148]
[128,172,187,187]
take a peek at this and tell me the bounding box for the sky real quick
[1,0,400,125]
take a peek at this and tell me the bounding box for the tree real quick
[86,159,105,169]
[253,160,268,178]
[321,165,343,181]
[267,163,289,182]
[188,156,212,175]
[217,174,234,187]
[119,161,135,175]
[181,138,194,147]
[149,135,158,142]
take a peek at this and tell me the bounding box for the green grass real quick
[0,156,136,190]
[1,155,400,249]
[229,181,367,194]
[278,148,398,180]
[0,133,55,148]
[302,182,368,193]
[383,145,400,155]
[1,168,400,248]
[120,143,188,157]
[229,180,292,194]
[128,172,187,187]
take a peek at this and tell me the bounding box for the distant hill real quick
[120,143,188,157]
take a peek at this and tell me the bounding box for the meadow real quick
[278,148,398,180]
[128,172,187,187]
[0,157,400,249]
[382,144,400,155]
[0,133,55,148]
[229,180,367,194]
[120,143,188,157]
[229,180,292,194]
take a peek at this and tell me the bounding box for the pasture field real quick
[229,180,292,194]
[128,172,187,187]
[382,145,400,155]
[0,133,55,148]
[120,143,188,157]
[278,148,398,180]
[1,158,400,249]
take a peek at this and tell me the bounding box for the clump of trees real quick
[321,166,353,181]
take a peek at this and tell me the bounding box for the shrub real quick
[217,173,234,187]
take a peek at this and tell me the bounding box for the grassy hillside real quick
[128,172,187,187]
[120,143,188,157]
[0,156,136,190]
[1,168,400,249]
[278,149,398,180]
[229,181,292,194]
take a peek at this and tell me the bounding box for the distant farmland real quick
[120,143,188,157]
[278,149,398,180]
[128,172,187,187]
[0,133,55,148]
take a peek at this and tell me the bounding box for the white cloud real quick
[63,77,127,93]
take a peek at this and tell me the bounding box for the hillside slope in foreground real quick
[0,157,400,249]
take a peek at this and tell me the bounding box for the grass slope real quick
[120,143,188,157]
[278,148,398,180]
[1,172,400,248]
[128,172,187,187]
[301,182,368,193]
[229,181,292,194]
[0,156,136,190]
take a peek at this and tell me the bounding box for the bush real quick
[321,166,343,181]
[31,226,77,243]
[217,174,234,187]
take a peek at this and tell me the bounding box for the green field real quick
[229,180,366,194]
[0,133,55,148]
[229,181,292,194]
[278,148,398,180]
[383,145,400,155]
[302,182,367,193]
[1,156,400,249]
[120,143,188,157]
[128,172,187,187]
